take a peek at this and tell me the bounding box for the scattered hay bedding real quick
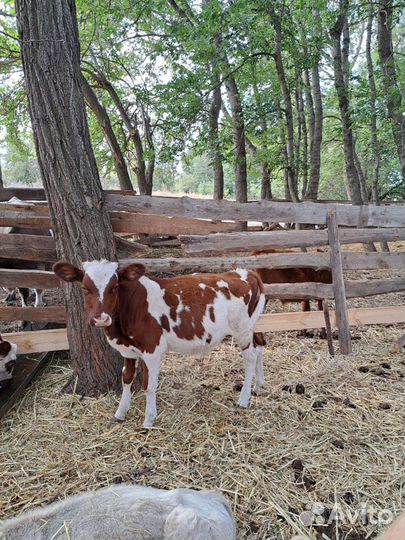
[0,244,404,539]
[1,331,404,539]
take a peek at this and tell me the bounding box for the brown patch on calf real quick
[161,314,170,332]
[219,287,231,299]
[209,305,215,322]
[158,275,218,341]
[253,332,266,347]
[0,340,11,358]
[122,358,136,384]
[163,290,179,322]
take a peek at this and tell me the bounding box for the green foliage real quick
[0,0,403,200]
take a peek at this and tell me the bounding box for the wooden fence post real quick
[327,209,352,354]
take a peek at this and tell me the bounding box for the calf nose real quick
[92,313,112,327]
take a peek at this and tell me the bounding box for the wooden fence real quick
[1,189,404,355]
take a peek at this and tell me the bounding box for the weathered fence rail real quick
[105,195,405,227]
[5,305,404,354]
[2,192,405,228]
[180,229,404,255]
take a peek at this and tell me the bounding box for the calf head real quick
[53,260,145,327]
[0,334,18,388]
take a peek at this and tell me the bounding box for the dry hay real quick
[1,323,404,540]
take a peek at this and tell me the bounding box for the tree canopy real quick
[1,0,404,201]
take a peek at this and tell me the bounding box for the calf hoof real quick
[142,421,154,429]
[112,415,125,423]
[238,397,250,408]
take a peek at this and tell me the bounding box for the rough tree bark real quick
[367,0,389,252]
[208,34,224,200]
[367,1,381,204]
[302,9,323,201]
[81,75,134,191]
[223,62,248,204]
[378,0,405,184]
[270,6,299,202]
[330,0,363,204]
[16,0,130,396]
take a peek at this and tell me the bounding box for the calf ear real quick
[53,262,84,283]
[118,263,145,282]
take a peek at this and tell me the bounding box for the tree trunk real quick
[89,71,152,195]
[301,8,323,201]
[270,7,299,202]
[16,0,129,396]
[378,0,405,184]
[330,0,363,205]
[0,160,3,188]
[295,77,308,196]
[81,75,134,191]
[367,1,389,252]
[208,33,224,200]
[260,162,272,200]
[223,67,247,203]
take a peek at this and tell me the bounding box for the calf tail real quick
[139,360,149,390]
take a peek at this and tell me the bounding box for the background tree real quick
[15,0,126,396]
[1,0,403,203]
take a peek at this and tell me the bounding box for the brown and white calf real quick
[53,261,266,427]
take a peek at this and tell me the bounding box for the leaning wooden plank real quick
[180,228,404,255]
[0,307,66,323]
[0,352,50,419]
[263,277,405,300]
[106,194,405,227]
[255,306,405,332]
[3,328,69,354]
[0,204,238,235]
[0,269,59,289]
[110,212,237,234]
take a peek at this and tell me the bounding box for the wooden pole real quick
[327,209,352,354]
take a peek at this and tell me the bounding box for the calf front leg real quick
[114,358,136,422]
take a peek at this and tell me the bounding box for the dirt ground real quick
[0,243,404,539]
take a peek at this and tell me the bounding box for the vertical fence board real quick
[327,209,352,354]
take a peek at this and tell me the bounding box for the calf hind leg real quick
[237,334,263,408]
[253,332,265,394]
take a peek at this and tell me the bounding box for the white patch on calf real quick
[139,276,169,323]
[217,279,228,288]
[235,268,248,281]
[83,260,118,301]
[198,283,206,290]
